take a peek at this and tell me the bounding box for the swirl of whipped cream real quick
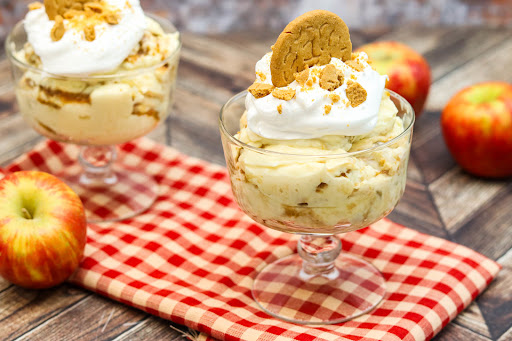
[245,52,387,140]
[24,0,146,75]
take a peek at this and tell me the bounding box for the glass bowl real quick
[6,14,181,222]
[220,90,414,324]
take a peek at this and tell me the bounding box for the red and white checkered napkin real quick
[4,138,501,341]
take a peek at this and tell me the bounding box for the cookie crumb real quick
[50,15,65,41]
[256,71,267,82]
[319,64,344,91]
[346,60,365,72]
[306,79,313,87]
[85,2,104,14]
[277,104,283,114]
[248,82,274,99]
[84,24,96,41]
[272,88,296,101]
[28,1,43,10]
[63,9,81,19]
[294,68,309,86]
[104,12,120,25]
[324,105,332,115]
[346,80,367,107]
[329,93,341,103]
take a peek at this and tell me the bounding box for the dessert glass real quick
[220,90,414,324]
[6,15,181,222]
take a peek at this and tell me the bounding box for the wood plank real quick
[16,294,147,341]
[453,302,492,339]
[177,58,244,106]
[0,90,17,118]
[425,28,511,82]
[478,247,512,340]
[433,322,492,341]
[376,27,511,86]
[0,276,10,292]
[409,110,458,185]
[412,115,457,184]
[429,167,507,232]
[170,87,225,165]
[112,316,184,341]
[452,183,512,260]
[427,36,512,111]
[389,180,447,238]
[0,284,88,340]
[498,325,512,341]
[405,154,423,184]
[376,27,458,55]
[181,33,256,82]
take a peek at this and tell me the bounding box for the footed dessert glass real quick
[6,15,181,222]
[220,91,414,324]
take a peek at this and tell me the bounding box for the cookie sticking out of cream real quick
[24,0,147,75]
[245,10,387,140]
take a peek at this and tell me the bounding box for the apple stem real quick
[21,207,33,220]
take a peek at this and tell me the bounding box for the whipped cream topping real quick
[24,0,146,75]
[245,52,387,140]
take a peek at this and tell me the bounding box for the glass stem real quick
[78,145,118,186]
[298,235,342,281]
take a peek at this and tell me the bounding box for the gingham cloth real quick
[2,138,501,341]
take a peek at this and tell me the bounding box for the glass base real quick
[252,253,386,324]
[57,164,158,223]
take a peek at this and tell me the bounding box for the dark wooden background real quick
[0,26,511,340]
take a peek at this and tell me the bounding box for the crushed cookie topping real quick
[248,82,274,99]
[324,105,331,115]
[346,80,367,107]
[42,0,121,42]
[50,15,65,41]
[277,104,282,114]
[319,64,344,91]
[329,93,340,103]
[256,71,266,82]
[294,68,309,87]
[272,88,296,101]
[346,59,365,72]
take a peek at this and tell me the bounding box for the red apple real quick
[441,82,512,178]
[355,41,431,117]
[0,171,87,288]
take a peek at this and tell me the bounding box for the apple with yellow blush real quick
[355,41,431,117]
[0,171,87,289]
[441,82,512,178]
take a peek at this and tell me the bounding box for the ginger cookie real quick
[270,10,352,87]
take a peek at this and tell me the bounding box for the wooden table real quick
[0,26,511,341]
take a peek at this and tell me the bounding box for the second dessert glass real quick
[220,90,414,324]
[6,15,181,223]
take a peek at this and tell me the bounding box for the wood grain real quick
[430,168,507,232]
[0,284,88,340]
[453,302,492,339]
[452,183,512,260]
[389,180,447,238]
[112,317,188,341]
[478,248,512,340]
[435,322,492,341]
[427,36,512,111]
[16,294,147,341]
